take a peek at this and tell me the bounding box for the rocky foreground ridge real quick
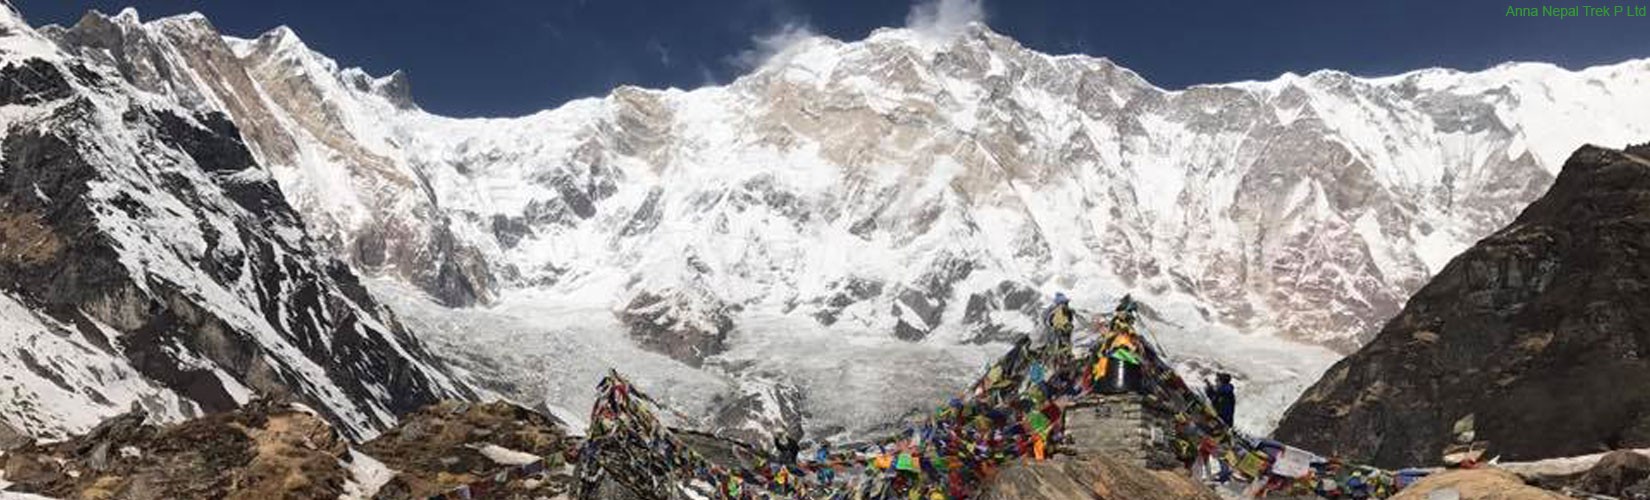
[0,400,576,499]
[0,397,1231,500]
[12,396,1641,499]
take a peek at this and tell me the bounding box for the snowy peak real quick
[0,1,27,27]
[257,24,305,52]
[368,69,416,110]
[242,22,415,110]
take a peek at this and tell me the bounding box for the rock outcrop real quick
[0,400,354,500]
[0,399,576,500]
[1523,450,1650,499]
[359,400,574,499]
[1568,451,1650,498]
[1276,143,1650,466]
[1390,469,1567,500]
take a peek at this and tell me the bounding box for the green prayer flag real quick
[1111,348,1142,365]
[896,452,918,472]
[1028,411,1051,435]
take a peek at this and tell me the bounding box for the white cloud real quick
[696,64,720,87]
[648,39,671,66]
[728,21,817,71]
[905,0,986,38]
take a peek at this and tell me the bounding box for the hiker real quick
[1042,292,1078,359]
[774,431,801,465]
[814,440,837,484]
[1204,372,1236,427]
[1116,293,1138,314]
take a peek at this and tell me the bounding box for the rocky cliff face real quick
[1275,143,1650,467]
[0,4,468,442]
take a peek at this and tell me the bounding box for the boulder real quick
[0,419,30,450]
[1391,469,1567,500]
[1569,450,1650,497]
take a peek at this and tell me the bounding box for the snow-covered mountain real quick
[30,7,1650,439]
[0,3,469,443]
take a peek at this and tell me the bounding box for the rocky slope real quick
[359,400,574,499]
[0,3,468,443]
[0,399,576,500]
[1275,142,1650,467]
[0,400,356,499]
[27,5,1650,439]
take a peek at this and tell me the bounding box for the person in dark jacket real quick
[773,431,800,465]
[1204,373,1236,427]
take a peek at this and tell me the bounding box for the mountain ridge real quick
[23,4,1650,439]
[0,2,470,442]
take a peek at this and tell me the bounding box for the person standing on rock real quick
[1043,292,1079,361]
[814,440,837,485]
[1204,372,1237,428]
[774,431,801,466]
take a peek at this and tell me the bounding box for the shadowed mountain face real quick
[0,4,468,442]
[1275,142,1650,467]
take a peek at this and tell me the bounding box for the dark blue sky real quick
[16,0,1650,118]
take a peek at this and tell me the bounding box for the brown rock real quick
[1571,450,1650,497]
[1391,469,1567,500]
[361,400,572,499]
[0,418,32,450]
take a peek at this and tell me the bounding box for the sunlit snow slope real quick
[36,8,1650,439]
